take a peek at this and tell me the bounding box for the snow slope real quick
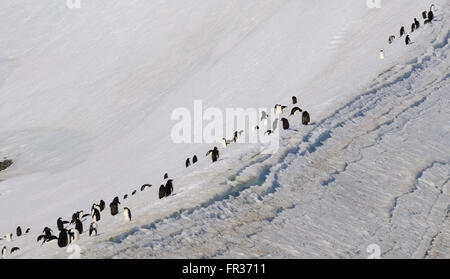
[0,0,449,258]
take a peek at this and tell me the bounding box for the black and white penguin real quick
[290,107,302,116]
[186,158,191,168]
[123,207,132,222]
[16,226,22,237]
[2,246,6,259]
[388,35,395,44]
[302,111,310,125]
[37,227,57,245]
[253,125,260,131]
[112,196,120,205]
[99,200,106,211]
[5,233,12,242]
[159,185,166,199]
[411,23,416,33]
[405,35,411,45]
[206,147,219,162]
[164,173,169,180]
[292,96,298,104]
[281,118,290,130]
[165,179,174,196]
[260,111,269,126]
[274,104,287,115]
[10,247,20,254]
[57,217,67,231]
[221,138,229,148]
[430,4,435,13]
[192,155,198,164]
[25,228,30,234]
[400,26,405,37]
[68,229,79,243]
[141,184,151,191]
[89,222,97,237]
[123,194,128,200]
[110,201,119,216]
[75,219,83,235]
[264,130,273,136]
[132,190,137,196]
[414,18,420,29]
[91,207,101,222]
[428,10,434,21]
[58,229,69,248]
[422,11,428,19]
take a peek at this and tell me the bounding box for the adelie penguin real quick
[141,184,151,191]
[428,10,434,22]
[123,194,128,200]
[164,173,169,180]
[2,246,6,259]
[290,107,302,116]
[16,226,22,237]
[68,229,79,243]
[411,23,416,33]
[110,197,120,216]
[405,35,411,45]
[292,96,298,104]
[192,155,198,164]
[58,229,69,248]
[165,179,174,196]
[159,185,166,199]
[99,200,106,211]
[57,217,69,231]
[206,147,219,163]
[281,118,289,130]
[92,207,101,222]
[302,111,310,125]
[186,158,191,168]
[89,222,98,237]
[75,219,83,235]
[10,247,20,255]
[414,18,420,29]
[422,11,428,19]
[400,26,405,37]
[123,207,132,222]
[37,227,57,245]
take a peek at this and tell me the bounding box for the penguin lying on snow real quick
[131,190,137,195]
[290,107,302,116]
[141,184,152,191]
[89,222,98,237]
[206,147,219,162]
[37,227,58,245]
[123,207,132,222]
[68,229,79,243]
[10,247,19,254]
[123,194,128,200]
[264,130,273,136]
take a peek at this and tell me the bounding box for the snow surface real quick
[0,0,449,258]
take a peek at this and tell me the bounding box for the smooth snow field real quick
[0,0,449,259]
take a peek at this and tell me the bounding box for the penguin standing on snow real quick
[16,226,22,237]
[281,118,290,130]
[422,11,428,19]
[206,147,219,163]
[414,18,420,29]
[92,207,101,222]
[185,158,191,168]
[165,180,174,196]
[192,155,198,164]
[400,26,405,37]
[75,219,83,235]
[428,10,434,22]
[292,96,298,104]
[379,50,385,60]
[110,197,120,216]
[123,207,132,222]
[57,229,69,248]
[290,107,302,116]
[99,200,106,211]
[2,246,7,259]
[68,229,79,243]
[411,23,416,33]
[164,173,169,180]
[405,35,411,45]
[89,222,97,237]
[430,4,435,13]
[159,185,166,199]
[388,35,395,44]
[302,111,310,125]
[25,228,31,234]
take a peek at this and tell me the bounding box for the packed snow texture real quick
[0,0,449,258]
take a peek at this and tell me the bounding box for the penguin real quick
[422,11,428,19]
[400,26,405,37]
[112,196,120,205]
[274,104,287,115]
[75,219,83,235]
[411,23,416,33]
[159,185,166,199]
[430,4,435,13]
[68,229,79,243]
[260,111,269,124]
[25,228,30,234]
[99,200,106,211]
[89,222,97,237]
[70,213,78,224]
[424,19,431,25]
[388,35,395,44]
[233,131,243,143]
[2,246,6,259]
[186,158,191,168]
[414,18,420,29]
[302,111,310,125]
[292,96,298,104]
[10,247,20,254]
[5,233,12,242]
[91,207,101,222]
[206,147,219,162]
[16,226,22,237]
[164,173,169,180]
[253,125,260,131]
[379,50,385,60]
[110,201,119,216]
[264,130,273,136]
[57,229,69,248]
[290,107,302,116]
[37,228,57,245]
[281,118,289,130]
[91,203,101,214]
[192,155,198,164]
[405,35,411,45]
[123,207,132,222]
[132,190,137,196]
[123,194,128,200]
[141,184,151,191]
[165,179,174,196]
[428,10,434,22]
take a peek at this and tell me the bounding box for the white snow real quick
[0,0,449,258]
